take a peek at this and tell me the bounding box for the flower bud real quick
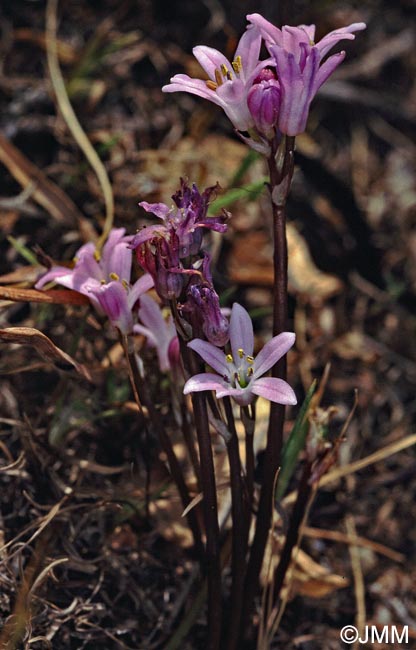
[247,77,281,139]
[187,284,229,347]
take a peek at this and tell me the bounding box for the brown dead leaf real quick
[0,266,41,285]
[0,133,84,224]
[290,548,349,598]
[13,28,78,64]
[330,331,379,362]
[287,225,344,302]
[0,286,89,306]
[229,224,343,303]
[0,327,91,381]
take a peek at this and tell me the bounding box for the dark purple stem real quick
[240,135,295,637]
[182,342,222,650]
[122,337,204,560]
[223,396,247,650]
[190,390,222,650]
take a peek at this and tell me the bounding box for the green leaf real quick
[276,380,317,500]
[207,179,267,215]
[7,236,39,265]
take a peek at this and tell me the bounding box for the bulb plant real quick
[34,12,365,650]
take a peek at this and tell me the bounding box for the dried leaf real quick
[0,286,89,306]
[229,225,343,302]
[0,327,92,381]
[0,133,84,224]
[290,548,349,598]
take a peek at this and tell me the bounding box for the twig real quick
[346,516,366,648]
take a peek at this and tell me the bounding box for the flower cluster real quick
[163,15,365,147]
[132,179,230,347]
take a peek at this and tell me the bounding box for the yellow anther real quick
[246,355,254,364]
[122,279,129,289]
[226,70,233,81]
[214,68,223,86]
[109,272,120,281]
[247,367,254,377]
[73,256,79,263]
[93,249,101,262]
[100,278,106,284]
[238,348,244,358]
[220,63,229,77]
[226,354,233,363]
[206,80,218,90]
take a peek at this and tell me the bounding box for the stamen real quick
[214,69,223,86]
[220,63,229,77]
[206,80,218,91]
[246,355,254,364]
[122,279,129,289]
[226,354,233,363]
[109,272,120,281]
[226,71,233,81]
[94,249,101,262]
[247,367,254,377]
[238,348,244,358]
[73,256,79,263]
[100,279,106,284]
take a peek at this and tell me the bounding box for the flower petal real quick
[188,339,229,376]
[215,385,255,406]
[128,273,154,309]
[246,13,283,47]
[192,45,231,79]
[229,303,254,361]
[35,266,75,289]
[104,241,133,283]
[251,377,297,404]
[183,373,228,395]
[90,281,133,334]
[313,51,345,94]
[316,22,366,58]
[254,332,295,378]
[234,24,262,81]
[215,79,253,131]
[139,201,171,220]
[162,74,223,106]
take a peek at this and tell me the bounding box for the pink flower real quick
[35,228,153,334]
[134,294,178,372]
[247,14,366,135]
[183,303,296,407]
[162,26,271,133]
